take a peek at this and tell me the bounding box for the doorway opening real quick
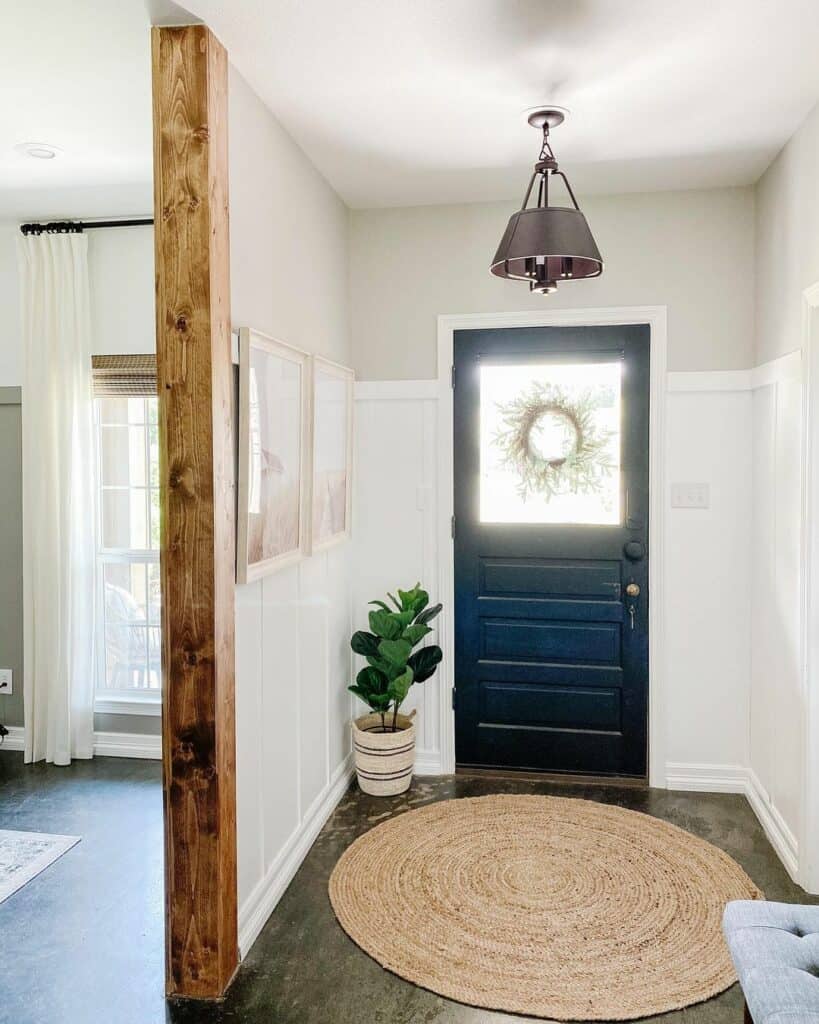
[452,324,650,777]
[434,308,668,784]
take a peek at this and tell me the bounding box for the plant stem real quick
[391,704,399,733]
[379,711,385,732]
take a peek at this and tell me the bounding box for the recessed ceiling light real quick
[15,142,62,160]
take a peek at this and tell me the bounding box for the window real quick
[92,357,161,711]
[479,360,621,526]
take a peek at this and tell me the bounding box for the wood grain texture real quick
[151,24,237,999]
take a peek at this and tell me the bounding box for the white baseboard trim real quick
[238,753,355,958]
[666,761,800,882]
[0,725,161,760]
[414,751,444,776]
[94,731,161,759]
[1,725,24,751]
[665,761,747,793]
[745,768,800,882]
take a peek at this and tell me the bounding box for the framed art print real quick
[237,327,310,583]
[309,356,354,552]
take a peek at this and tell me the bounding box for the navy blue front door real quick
[453,325,649,777]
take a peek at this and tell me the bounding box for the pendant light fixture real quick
[491,107,603,294]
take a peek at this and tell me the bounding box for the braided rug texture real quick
[328,794,762,1020]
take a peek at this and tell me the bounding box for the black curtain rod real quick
[20,218,153,236]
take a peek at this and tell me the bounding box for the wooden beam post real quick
[151,24,238,999]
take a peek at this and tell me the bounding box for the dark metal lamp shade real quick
[491,108,603,294]
[491,207,603,292]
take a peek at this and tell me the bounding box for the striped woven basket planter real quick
[352,711,416,796]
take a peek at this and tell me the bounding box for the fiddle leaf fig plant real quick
[349,582,443,732]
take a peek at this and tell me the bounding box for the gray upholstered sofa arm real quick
[723,900,819,1024]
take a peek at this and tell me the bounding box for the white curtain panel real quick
[17,233,96,764]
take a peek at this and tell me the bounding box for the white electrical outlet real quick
[0,669,12,696]
[670,482,710,509]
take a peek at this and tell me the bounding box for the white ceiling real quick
[3,0,819,216]
[186,0,819,207]
[0,0,153,220]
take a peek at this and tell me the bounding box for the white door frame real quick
[800,280,819,891]
[435,306,668,785]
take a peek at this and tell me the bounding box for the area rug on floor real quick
[328,794,762,1021]
[0,829,81,904]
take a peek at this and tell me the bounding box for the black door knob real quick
[623,540,645,561]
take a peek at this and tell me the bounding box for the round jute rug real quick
[328,794,762,1020]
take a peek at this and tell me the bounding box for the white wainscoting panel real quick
[353,383,442,771]
[663,388,753,771]
[749,354,803,880]
[236,543,354,956]
[355,375,754,789]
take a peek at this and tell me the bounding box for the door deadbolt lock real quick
[625,582,641,597]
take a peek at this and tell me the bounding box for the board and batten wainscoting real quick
[352,349,804,886]
[235,547,355,956]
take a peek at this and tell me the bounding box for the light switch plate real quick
[670,482,710,509]
[0,669,12,696]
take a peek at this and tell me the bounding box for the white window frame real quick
[93,395,162,716]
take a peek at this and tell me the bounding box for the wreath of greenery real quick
[493,382,614,501]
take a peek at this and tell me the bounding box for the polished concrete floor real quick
[1,751,815,1024]
[0,750,164,1024]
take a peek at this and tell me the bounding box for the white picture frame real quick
[308,355,354,553]
[236,327,311,583]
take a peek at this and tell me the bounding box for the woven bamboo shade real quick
[91,354,157,397]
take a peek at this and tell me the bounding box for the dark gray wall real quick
[95,712,161,735]
[0,388,23,727]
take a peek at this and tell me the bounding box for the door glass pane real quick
[480,361,621,525]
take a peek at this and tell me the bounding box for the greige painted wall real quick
[229,68,350,358]
[227,66,355,915]
[755,100,819,363]
[0,389,23,728]
[349,186,756,379]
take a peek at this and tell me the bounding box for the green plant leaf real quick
[366,654,395,677]
[369,609,403,639]
[387,668,413,708]
[387,592,402,610]
[394,609,415,628]
[403,623,432,646]
[350,630,380,657]
[377,638,412,667]
[356,665,388,694]
[411,590,429,615]
[349,665,391,714]
[414,602,442,625]
[368,600,391,613]
[369,692,392,712]
[397,583,423,610]
[408,645,442,682]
